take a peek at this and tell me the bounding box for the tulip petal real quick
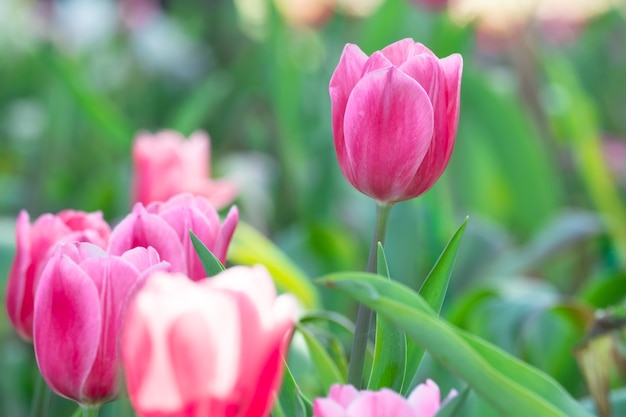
[34,255,101,401]
[407,379,443,417]
[328,384,361,407]
[361,52,393,76]
[329,43,369,185]
[380,38,417,66]
[343,67,434,202]
[440,54,463,144]
[347,390,416,417]
[212,205,239,265]
[313,398,349,417]
[109,204,187,274]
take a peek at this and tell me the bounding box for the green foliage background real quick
[1,0,626,415]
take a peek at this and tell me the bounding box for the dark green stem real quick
[347,203,393,388]
[30,367,51,417]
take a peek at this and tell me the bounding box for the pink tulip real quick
[5,210,111,341]
[109,193,238,280]
[132,130,237,208]
[330,39,463,204]
[33,242,168,405]
[121,266,296,417]
[314,380,456,417]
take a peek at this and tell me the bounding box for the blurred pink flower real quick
[33,242,168,405]
[330,39,462,204]
[314,380,456,417]
[5,209,111,341]
[109,193,238,280]
[132,130,237,209]
[121,266,296,417]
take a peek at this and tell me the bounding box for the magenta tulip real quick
[330,38,463,204]
[5,210,111,341]
[33,242,168,405]
[121,266,296,417]
[132,130,237,208]
[314,380,456,417]
[109,193,238,280]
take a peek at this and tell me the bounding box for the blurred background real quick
[1,0,626,415]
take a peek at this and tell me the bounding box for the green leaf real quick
[404,217,468,394]
[70,408,81,417]
[296,323,345,394]
[318,273,594,417]
[276,362,311,417]
[435,386,470,417]
[367,243,406,391]
[190,231,225,277]
[228,221,320,308]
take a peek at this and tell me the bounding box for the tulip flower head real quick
[132,129,237,208]
[121,266,296,417]
[5,209,111,341]
[330,39,463,204]
[109,193,238,281]
[314,380,456,417]
[33,242,169,405]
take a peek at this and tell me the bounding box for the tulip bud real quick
[33,242,169,405]
[313,380,456,417]
[132,130,237,208]
[121,266,296,417]
[109,193,238,280]
[329,39,462,204]
[5,210,111,341]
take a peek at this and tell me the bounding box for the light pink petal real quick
[327,384,361,408]
[329,43,369,186]
[343,67,434,202]
[34,254,101,402]
[314,398,350,417]
[191,179,239,210]
[407,379,443,417]
[181,131,211,178]
[440,54,463,146]
[347,390,416,417]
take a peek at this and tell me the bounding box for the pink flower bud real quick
[33,242,169,405]
[132,130,237,208]
[121,266,296,417]
[5,210,111,341]
[109,193,238,280]
[330,39,462,204]
[313,380,456,417]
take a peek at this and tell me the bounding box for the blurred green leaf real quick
[296,323,345,394]
[168,72,232,135]
[318,273,593,417]
[228,221,320,308]
[367,243,406,391]
[190,231,225,277]
[42,46,135,150]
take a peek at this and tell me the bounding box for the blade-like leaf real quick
[276,362,311,417]
[367,243,406,391]
[405,217,468,394]
[296,323,345,393]
[318,273,594,417]
[190,231,225,277]
[228,221,319,308]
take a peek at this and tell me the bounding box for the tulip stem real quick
[81,405,100,417]
[30,369,51,417]
[347,203,392,388]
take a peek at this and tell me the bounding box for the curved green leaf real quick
[296,323,345,393]
[318,273,593,417]
[190,231,225,277]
